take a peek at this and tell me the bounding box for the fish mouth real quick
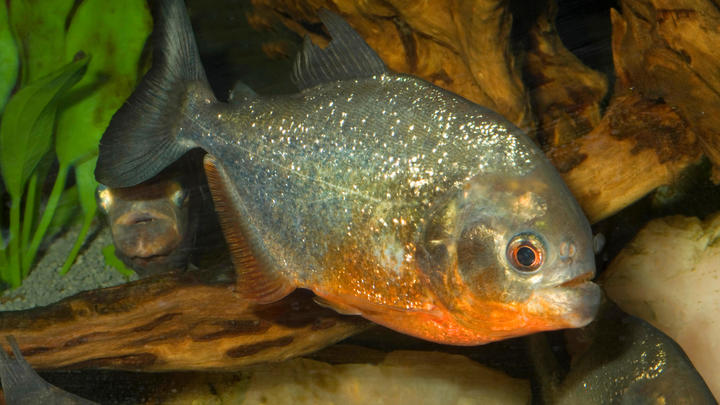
[558,271,595,288]
[116,210,171,226]
[531,271,602,328]
[132,254,170,266]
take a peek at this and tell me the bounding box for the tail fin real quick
[95,0,213,188]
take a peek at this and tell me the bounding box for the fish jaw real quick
[527,278,603,329]
[444,273,602,343]
[310,290,489,345]
[313,278,600,345]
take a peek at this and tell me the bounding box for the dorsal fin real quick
[96,0,211,188]
[291,9,387,90]
[203,155,295,304]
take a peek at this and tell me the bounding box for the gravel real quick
[0,225,139,311]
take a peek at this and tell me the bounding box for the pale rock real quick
[159,350,530,404]
[602,213,720,399]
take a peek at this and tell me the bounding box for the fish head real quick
[418,161,601,343]
[97,179,192,275]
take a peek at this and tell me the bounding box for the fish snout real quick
[111,209,183,269]
[528,270,602,330]
[560,281,603,328]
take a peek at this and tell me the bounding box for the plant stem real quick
[59,205,94,275]
[0,191,7,270]
[22,163,68,278]
[21,173,38,252]
[7,195,21,287]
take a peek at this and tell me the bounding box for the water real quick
[0,0,718,403]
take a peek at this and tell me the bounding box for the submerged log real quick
[522,0,607,147]
[551,94,701,223]
[0,273,368,372]
[611,0,720,182]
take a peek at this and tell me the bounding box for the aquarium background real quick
[0,0,718,403]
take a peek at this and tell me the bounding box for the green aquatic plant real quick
[101,244,135,278]
[0,57,89,287]
[0,0,151,288]
[0,2,17,114]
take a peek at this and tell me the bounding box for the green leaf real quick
[20,173,38,250]
[101,244,135,278]
[55,0,151,166]
[0,2,19,113]
[8,0,74,84]
[0,57,89,199]
[46,184,81,239]
[6,194,21,286]
[75,156,98,216]
[21,164,69,277]
[60,210,93,275]
[60,158,97,274]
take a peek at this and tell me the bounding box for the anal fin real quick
[203,154,294,303]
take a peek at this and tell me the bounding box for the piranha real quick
[96,173,193,276]
[96,151,224,277]
[0,336,97,404]
[95,0,601,345]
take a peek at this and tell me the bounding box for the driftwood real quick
[522,0,607,147]
[612,0,720,182]
[552,0,713,221]
[0,273,368,371]
[551,94,701,223]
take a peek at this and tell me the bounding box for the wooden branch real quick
[0,273,369,372]
[550,94,701,223]
[522,0,607,146]
[611,0,720,182]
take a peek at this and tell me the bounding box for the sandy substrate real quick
[0,225,139,311]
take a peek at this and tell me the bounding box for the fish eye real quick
[170,186,189,207]
[96,185,113,214]
[507,233,544,272]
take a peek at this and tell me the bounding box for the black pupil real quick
[516,246,536,267]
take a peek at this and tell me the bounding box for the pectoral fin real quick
[203,154,294,303]
[312,296,362,316]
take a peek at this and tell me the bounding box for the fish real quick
[96,172,194,276]
[95,0,601,345]
[95,149,225,277]
[528,299,717,404]
[0,336,97,404]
